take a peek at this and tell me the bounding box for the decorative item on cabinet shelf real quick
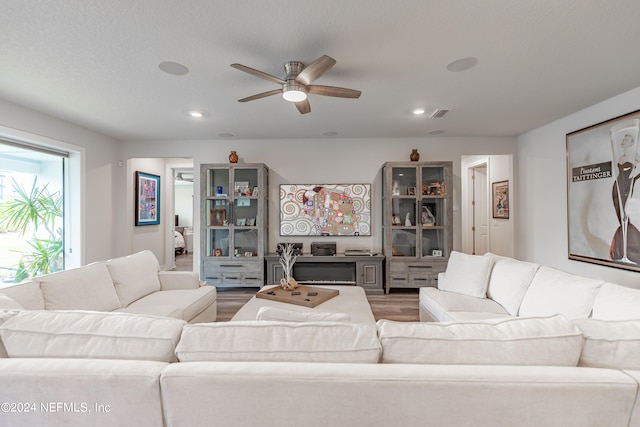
[410,149,420,161]
[404,212,412,226]
[229,150,238,163]
[234,181,250,196]
[407,187,416,196]
[427,182,441,195]
[392,215,401,225]
[421,206,436,226]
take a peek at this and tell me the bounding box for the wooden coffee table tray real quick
[256,285,339,308]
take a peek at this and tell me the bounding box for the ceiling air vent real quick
[430,109,451,118]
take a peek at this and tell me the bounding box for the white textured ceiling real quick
[2,1,640,141]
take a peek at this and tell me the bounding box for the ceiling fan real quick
[231,55,361,114]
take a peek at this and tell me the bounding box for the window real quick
[0,139,67,284]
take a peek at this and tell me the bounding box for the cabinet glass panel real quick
[420,199,447,227]
[391,167,417,196]
[207,199,230,226]
[234,229,259,257]
[233,168,259,197]
[206,229,230,257]
[421,167,447,196]
[207,169,230,197]
[233,198,258,226]
[422,228,448,257]
[391,229,416,257]
[392,198,417,227]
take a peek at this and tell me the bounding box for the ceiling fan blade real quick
[231,63,285,85]
[238,89,282,102]
[295,55,336,85]
[308,85,361,98]
[295,99,311,114]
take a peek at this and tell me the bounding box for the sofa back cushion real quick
[591,283,640,320]
[175,321,381,363]
[36,262,122,311]
[107,250,161,307]
[0,310,186,362]
[518,266,603,319]
[438,251,494,298]
[575,319,640,370]
[0,294,22,310]
[377,315,583,366]
[0,281,44,310]
[485,254,539,315]
[255,306,352,322]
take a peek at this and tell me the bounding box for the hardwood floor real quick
[174,252,420,322]
[214,287,419,322]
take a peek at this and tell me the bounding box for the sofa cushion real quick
[125,286,216,321]
[175,321,381,363]
[0,310,19,358]
[377,315,583,366]
[0,281,44,309]
[438,251,493,298]
[485,253,539,315]
[107,250,162,307]
[592,283,640,320]
[518,266,603,319]
[419,286,509,322]
[574,318,640,370]
[114,304,184,319]
[36,262,122,311]
[256,306,351,322]
[0,294,22,310]
[0,310,186,362]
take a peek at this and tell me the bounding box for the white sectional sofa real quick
[419,250,640,322]
[0,250,217,323]
[0,305,640,426]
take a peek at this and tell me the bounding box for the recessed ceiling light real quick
[412,108,426,115]
[188,111,204,118]
[158,61,189,76]
[322,131,338,137]
[216,132,235,138]
[446,57,478,72]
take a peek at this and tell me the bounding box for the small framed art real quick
[492,180,509,219]
[135,171,160,226]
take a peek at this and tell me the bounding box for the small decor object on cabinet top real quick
[229,151,239,163]
[410,149,420,161]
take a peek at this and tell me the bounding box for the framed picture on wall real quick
[492,180,509,219]
[135,171,160,226]
[567,109,640,271]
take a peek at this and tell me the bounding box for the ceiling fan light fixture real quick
[282,81,308,102]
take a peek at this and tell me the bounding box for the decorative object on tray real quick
[229,150,239,163]
[410,148,420,161]
[278,243,299,290]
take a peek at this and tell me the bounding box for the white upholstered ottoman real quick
[231,285,375,324]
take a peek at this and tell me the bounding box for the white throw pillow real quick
[107,250,161,307]
[0,310,186,362]
[0,310,20,358]
[36,262,122,311]
[485,254,539,315]
[377,315,583,366]
[175,321,381,363]
[256,306,351,322]
[518,266,603,319]
[592,283,640,320]
[0,294,22,310]
[438,251,493,298]
[0,280,45,309]
[575,318,640,370]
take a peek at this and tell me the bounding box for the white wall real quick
[121,137,516,269]
[517,86,640,289]
[0,99,121,265]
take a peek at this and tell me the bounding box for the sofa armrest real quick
[158,271,203,290]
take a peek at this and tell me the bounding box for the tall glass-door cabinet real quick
[382,161,453,293]
[200,163,268,287]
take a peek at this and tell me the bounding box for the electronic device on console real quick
[311,242,336,256]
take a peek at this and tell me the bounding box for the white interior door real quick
[472,165,489,255]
